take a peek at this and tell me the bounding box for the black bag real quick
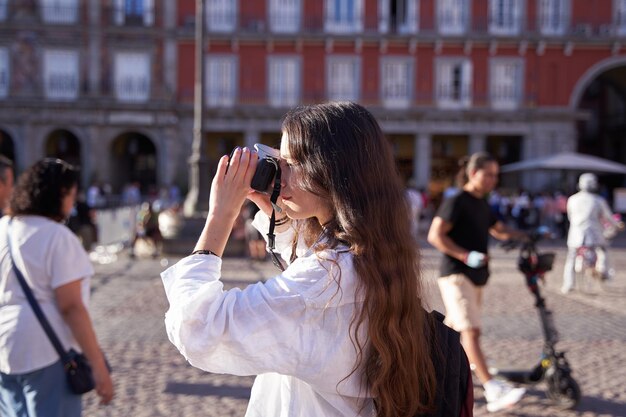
[7,220,105,395]
[416,310,473,417]
[65,349,96,394]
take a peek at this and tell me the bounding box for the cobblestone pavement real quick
[82,240,626,417]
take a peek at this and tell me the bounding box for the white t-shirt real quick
[162,213,374,417]
[0,215,94,374]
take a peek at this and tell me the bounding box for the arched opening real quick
[576,64,626,193]
[45,129,81,167]
[110,132,157,194]
[0,129,15,162]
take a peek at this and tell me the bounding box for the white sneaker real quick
[484,379,526,412]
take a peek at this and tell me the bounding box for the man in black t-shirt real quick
[428,152,528,413]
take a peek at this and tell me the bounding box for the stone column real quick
[245,129,260,149]
[183,0,209,216]
[520,131,538,190]
[468,133,486,156]
[90,126,108,184]
[414,132,431,188]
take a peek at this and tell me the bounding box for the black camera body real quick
[251,157,279,193]
[229,144,280,194]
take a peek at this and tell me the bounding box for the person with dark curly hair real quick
[0,159,113,417]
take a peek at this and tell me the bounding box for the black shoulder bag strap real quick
[6,219,72,366]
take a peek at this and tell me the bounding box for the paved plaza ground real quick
[81,238,626,417]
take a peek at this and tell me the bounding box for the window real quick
[435,58,472,109]
[115,52,150,102]
[0,48,8,98]
[616,0,626,35]
[379,0,419,34]
[205,56,237,107]
[437,0,469,35]
[41,0,78,24]
[268,56,300,107]
[0,0,7,21]
[490,59,523,110]
[44,49,79,100]
[325,0,363,33]
[327,56,360,101]
[380,57,413,108]
[206,0,237,32]
[270,0,300,33]
[489,0,522,35]
[538,0,568,35]
[113,0,155,26]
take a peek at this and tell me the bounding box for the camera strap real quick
[267,165,286,271]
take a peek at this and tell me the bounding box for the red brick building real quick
[177,0,626,195]
[0,0,625,197]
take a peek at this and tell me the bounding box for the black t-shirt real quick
[436,191,498,286]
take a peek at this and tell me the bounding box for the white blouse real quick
[161,213,373,417]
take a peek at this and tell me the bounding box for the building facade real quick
[1,0,626,199]
[0,0,183,194]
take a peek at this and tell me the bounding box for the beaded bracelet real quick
[191,249,220,257]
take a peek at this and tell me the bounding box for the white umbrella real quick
[500,152,626,174]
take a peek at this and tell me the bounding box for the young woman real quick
[0,159,113,417]
[162,102,439,416]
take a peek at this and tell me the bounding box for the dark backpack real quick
[417,310,473,417]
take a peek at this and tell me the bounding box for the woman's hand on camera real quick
[247,190,286,218]
[209,147,258,221]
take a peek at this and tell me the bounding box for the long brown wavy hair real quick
[282,102,436,416]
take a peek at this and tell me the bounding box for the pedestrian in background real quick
[561,173,624,294]
[130,201,162,258]
[67,192,99,252]
[0,158,113,417]
[162,102,472,417]
[428,152,527,413]
[0,155,14,215]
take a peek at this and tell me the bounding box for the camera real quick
[248,144,280,194]
[227,144,280,194]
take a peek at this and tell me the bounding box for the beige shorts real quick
[437,273,483,332]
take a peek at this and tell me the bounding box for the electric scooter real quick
[494,227,581,410]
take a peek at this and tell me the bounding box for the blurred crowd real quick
[65,177,624,265]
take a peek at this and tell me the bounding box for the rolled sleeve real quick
[162,255,224,361]
[161,254,306,377]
